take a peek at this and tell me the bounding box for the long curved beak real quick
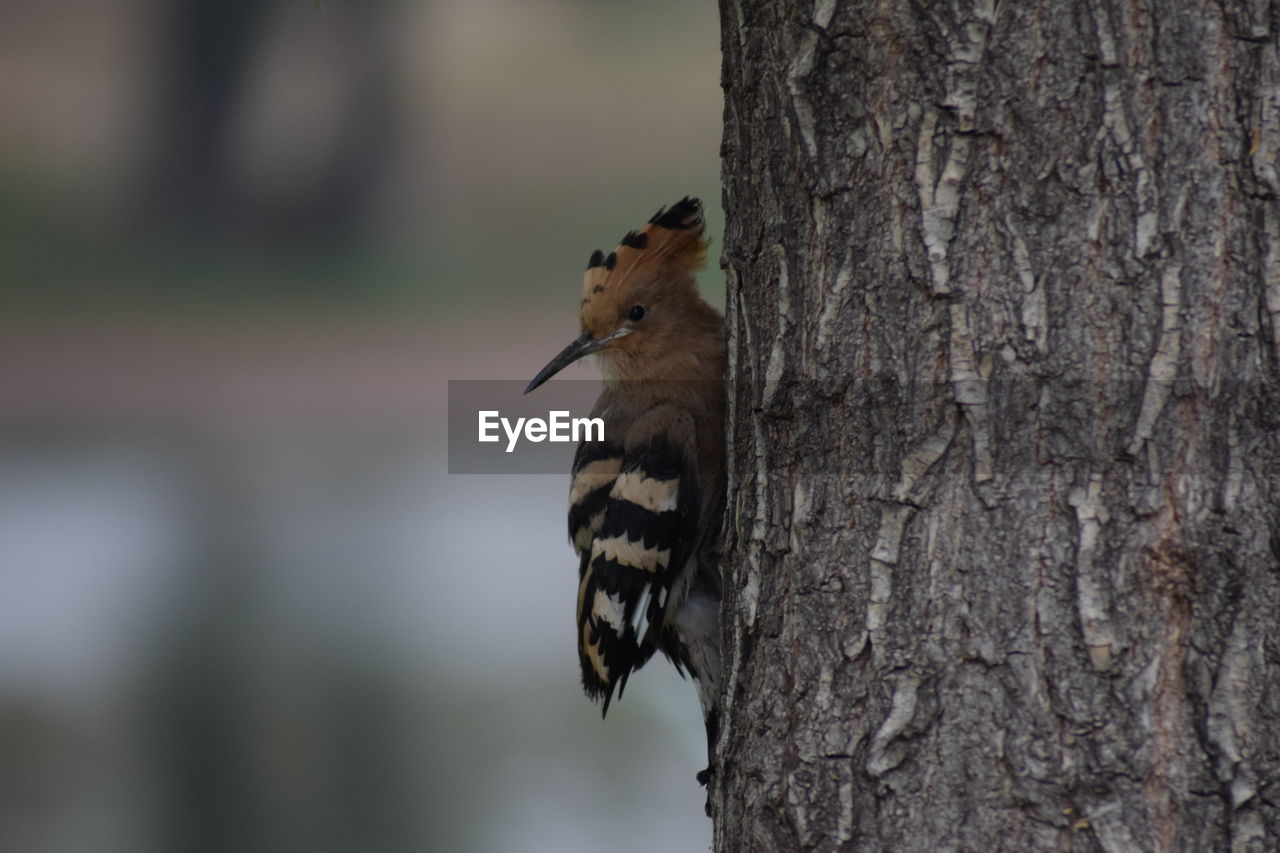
[524,332,603,394]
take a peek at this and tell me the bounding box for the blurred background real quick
[0,2,723,851]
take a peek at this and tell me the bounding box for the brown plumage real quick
[526,196,725,793]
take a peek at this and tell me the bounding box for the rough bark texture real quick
[714,1,1280,850]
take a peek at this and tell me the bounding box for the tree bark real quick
[714,1,1280,850]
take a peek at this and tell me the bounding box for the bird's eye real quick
[628,305,647,322]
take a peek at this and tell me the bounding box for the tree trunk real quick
[714,1,1280,850]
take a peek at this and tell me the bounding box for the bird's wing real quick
[570,405,702,715]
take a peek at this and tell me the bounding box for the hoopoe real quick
[524,197,726,798]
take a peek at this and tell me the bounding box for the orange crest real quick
[578,197,708,340]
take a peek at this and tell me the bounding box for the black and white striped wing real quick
[570,408,701,715]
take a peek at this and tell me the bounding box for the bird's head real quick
[525,197,716,393]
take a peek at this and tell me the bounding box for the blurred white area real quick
[0,440,710,852]
[0,446,191,700]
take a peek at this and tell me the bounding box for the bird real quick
[524,196,726,800]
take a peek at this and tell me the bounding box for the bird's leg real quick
[696,709,719,815]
